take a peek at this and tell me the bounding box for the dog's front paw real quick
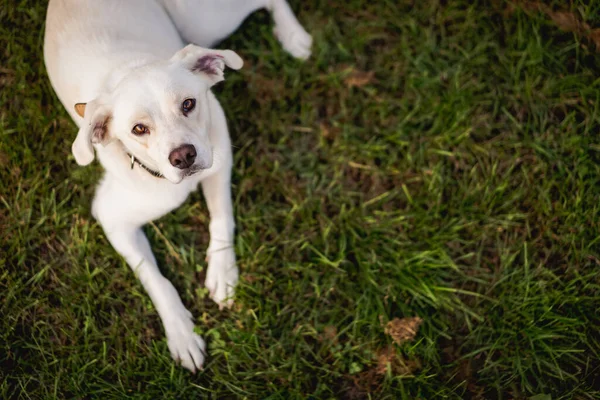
[164,309,206,373]
[273,23,313,60]
[158,280,206,372]
[205,248,238,309]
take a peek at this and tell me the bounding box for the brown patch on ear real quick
[74,103,86,118]
[192,55,225,75]
[91,115,111,144]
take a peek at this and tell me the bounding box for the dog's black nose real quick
[169,144,196,169]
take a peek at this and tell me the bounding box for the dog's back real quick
[44,0,183,123]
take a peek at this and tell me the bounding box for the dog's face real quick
[72,45,243,184]
[109,63,215,183]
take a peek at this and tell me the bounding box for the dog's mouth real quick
[160,165,202,185]
[126,149,204,182]
[183,165,202,177]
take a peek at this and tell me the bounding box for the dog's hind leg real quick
[267,0,312,59]
[159,0,267,47]
[160,0,312,59]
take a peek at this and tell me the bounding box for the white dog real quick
[44,0,311,372]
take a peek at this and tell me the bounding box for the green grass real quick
[2,0,600,398]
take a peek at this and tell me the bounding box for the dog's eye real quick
[132,124,149,136]
[181,98,196,115]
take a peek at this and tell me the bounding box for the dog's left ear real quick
[171,44,243,85]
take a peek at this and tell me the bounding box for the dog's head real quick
[71,45,243,183]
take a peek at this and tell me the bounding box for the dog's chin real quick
[164,166,202,184]
[163,170,184,184]
[184,165,203,177]
[165,176,184,184]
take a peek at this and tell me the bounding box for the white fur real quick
[43,0,311,372]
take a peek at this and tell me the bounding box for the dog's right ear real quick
[72,99,112,166]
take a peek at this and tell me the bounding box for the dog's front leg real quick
[201,169,238,309]
[98,220,205,372]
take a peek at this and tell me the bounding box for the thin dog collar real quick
[127,153,164,179]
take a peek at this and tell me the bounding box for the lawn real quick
[2,0,600,398]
